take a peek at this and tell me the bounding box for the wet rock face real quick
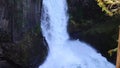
[1,35,48,68]
[67,0,119,64]
[0,0,12,42]
[0,0,48,68]
[67,0,101,20]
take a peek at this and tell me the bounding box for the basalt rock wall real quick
[0,0,48,68]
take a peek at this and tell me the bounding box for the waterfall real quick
[39,0,115,68]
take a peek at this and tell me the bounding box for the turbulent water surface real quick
[39,0,115,68]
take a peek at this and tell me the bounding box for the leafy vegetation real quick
[96,0,120,16]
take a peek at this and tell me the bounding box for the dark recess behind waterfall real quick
[67,0,119,64]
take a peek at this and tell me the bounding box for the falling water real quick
[39,0,115,68]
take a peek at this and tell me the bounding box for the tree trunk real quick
[116,26,120,68]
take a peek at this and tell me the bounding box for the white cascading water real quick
[39,0,115,68]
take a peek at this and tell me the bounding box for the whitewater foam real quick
[39,0,115,68]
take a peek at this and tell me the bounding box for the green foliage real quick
[108,48,117,56]
[96,0,120,16]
